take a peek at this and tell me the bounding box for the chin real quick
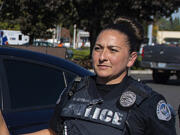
[96,72,110,78]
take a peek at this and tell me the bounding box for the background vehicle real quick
[0,30,29,45]
[31,41,54,47]
[21,41,74,59]
[23,41,55,47]
[141,44,180,83]
[0,47,94,134]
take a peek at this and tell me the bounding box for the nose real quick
[99,49,108,62]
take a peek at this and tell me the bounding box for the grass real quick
[68,47,92,69]
[70,47,90,60]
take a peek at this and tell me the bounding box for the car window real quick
[3,59,65,110]
[41,42,46,46]
[164,38,180,47]
[34,42,39,46]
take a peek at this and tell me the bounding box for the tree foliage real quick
[158,17,180,31]
[59,0,179,53]
[0,0,179,47]
[0,0,65,43]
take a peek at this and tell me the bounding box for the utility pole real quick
[73,24,77,49]
[56,25,61,43]
[147,16,154,46]
[148,24,153,45]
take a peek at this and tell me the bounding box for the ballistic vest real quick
[59,76,151,135]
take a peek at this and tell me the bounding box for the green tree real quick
[59,0,179,54]
[171,18,180,30]
[0,0,179,49]
[0,0,65,44]
[158,17,180,31]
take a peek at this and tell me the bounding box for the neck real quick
[96,71,127,85]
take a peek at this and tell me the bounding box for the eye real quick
[94,45,102,51]
[110,48,118,52]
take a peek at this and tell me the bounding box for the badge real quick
[120,91,136,107]
[156,100,171,121]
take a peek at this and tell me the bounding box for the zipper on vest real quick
[88,99,103,106]
[63,122,68,135]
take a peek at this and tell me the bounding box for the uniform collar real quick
[87,75,130,100]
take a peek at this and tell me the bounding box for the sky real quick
[171,8,180,19]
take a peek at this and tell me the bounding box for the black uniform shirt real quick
[96,75,128,98]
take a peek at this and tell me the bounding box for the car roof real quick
[0,47,94,77]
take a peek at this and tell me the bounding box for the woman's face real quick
[92,29,137,84]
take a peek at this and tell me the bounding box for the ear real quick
[127,52,137,68]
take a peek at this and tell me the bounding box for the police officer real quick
[47,17,176,135]
[0,17,177,135]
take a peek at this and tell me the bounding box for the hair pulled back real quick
[102,17,144,53]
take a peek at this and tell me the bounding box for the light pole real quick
[73,24,77,49]
[147,16,154,46]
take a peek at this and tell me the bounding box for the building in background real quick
[47,26,90,48]
[157,31,180,45]
[76,30,90,48]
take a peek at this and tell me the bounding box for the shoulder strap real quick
[56,76,83,105]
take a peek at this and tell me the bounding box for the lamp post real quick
[148,16,154,46]
[73,24,77,49]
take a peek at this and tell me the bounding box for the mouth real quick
[97,65,110,70]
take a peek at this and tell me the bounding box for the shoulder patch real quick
[156,100,171,121]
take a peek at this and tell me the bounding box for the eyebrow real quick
[108,45,121,48]
[95,43,121,48]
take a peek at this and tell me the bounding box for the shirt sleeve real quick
[126,93,177,135]
[49,103,64,134]
[144,93,177,135]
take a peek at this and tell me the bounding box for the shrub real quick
[69,48,92,69]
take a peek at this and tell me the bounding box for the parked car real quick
[23,41,55,47]
[22,41,74,59]
[141,44,180,83]
[0,47,94,134]
[33,41,54,47]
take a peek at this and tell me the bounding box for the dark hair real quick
[101,17,144,52]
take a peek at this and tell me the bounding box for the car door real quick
[0,56,76,134]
